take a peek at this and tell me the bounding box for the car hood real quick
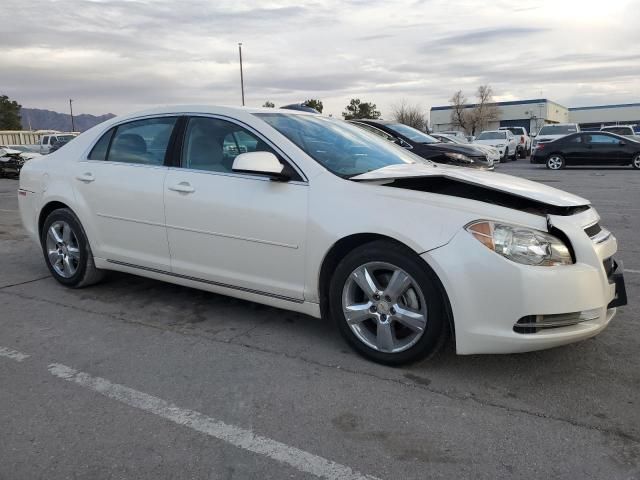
[535,134,565,143]
[350,163,589,207]
[474,139,508,147]
[424,142,484,157]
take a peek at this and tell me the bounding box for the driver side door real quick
[163,116,309,301]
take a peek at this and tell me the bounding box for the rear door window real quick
[107,117,177,165]
[585,134,619,144]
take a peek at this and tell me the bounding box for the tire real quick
[329,240,448,366]
[41,208,105,288]
[518,147,526,159]
[546,154,565,170]
[510,147,518,161]
[632,153,640,169]
[501,148,508,163]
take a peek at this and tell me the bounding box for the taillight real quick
[520,136,525,143]
[536,143,546,150]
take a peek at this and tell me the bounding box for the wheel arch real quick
[38,201,73,239]
[317,233,455,338]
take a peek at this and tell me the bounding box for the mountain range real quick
[20,108,116,132]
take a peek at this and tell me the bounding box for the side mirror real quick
[531,133,537,138]
[232,151,289,181]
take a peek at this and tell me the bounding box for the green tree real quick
[0,95,22,130]
[341,98,380,120]
[262,101,275,108]
[303,99,323,113]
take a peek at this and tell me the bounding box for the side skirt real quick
[94,258,322,318]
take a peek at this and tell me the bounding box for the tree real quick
[0,95,22,130]
[391,100,428,131]
[342,98,380,120]
[471,85,500,134]
[449,90,470,133]
[262,101,275,108]
[448,85,500,135]
[303,99,323,113]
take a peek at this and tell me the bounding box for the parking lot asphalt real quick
[1,161,638,479]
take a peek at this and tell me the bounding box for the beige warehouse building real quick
[430,99,640,135]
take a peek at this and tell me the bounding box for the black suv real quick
[350,119,493,169]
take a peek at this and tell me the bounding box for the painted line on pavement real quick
[626,269,639,274]
[48,363,380,480]
[0,346,30,362]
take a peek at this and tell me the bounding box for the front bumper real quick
[422,210,626,354]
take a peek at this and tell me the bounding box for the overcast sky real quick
[2,0,638,118]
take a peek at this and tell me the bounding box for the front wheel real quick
[41,208,105,288]
[546,154,565,170]
[329,241,448,365]
[632,153,640,169]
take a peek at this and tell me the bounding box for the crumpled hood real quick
[350,163,589,207]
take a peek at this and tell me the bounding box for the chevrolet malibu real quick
[18,106,627,365]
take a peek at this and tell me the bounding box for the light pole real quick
[69,98,75,132]
[238,43,245,106]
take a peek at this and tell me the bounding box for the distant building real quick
[430,99,640,134]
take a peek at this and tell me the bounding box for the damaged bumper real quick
[421,208,625,355]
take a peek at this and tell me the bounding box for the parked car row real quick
[349,120,495,169]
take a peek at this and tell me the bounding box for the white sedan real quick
[475,130,518,162]
[18,106,626,365]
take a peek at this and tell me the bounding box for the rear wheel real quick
[632,153,640,169]
[546,154,565,170]
[330,240,448,365]
[41,208,105,288]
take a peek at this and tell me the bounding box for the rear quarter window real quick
[88,128,115,160]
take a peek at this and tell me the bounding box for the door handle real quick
[168,182,195,194]
[76,173,95,183]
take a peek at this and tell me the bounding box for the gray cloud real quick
[424,27,548,49]
[1,0,637,117]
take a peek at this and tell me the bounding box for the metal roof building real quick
[430,99,640,134]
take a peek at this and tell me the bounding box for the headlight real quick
[444,152,474,163]
[466,221,573,266]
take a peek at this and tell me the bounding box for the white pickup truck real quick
[532,123,580,150]
[38,133,77,154]
[499,126,531,158]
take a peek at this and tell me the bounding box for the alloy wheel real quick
[547,155,563,170]
[633,154,640,169]
[341,262,428,353]
[45,221,80,278]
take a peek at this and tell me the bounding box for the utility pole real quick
[238,43,245,106]
[69,99,75,132]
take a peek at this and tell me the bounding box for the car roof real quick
[112,105,315,123]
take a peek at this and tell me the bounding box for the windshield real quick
[445,135,468,144]
[256,113,427,177]
[477,132,506,140]
[385,123,438,144]
[538,125,577,135]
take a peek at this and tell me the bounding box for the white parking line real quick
[0,346,30,362]
[48,363,380,480]
[626,269,640,274]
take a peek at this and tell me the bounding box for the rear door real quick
[583,133,623,165]
[558,134,586,164]
[163,115,309,301]
[73,116,178,270]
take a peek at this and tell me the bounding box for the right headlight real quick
[466,221,573,266]
[444,152,474,163]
